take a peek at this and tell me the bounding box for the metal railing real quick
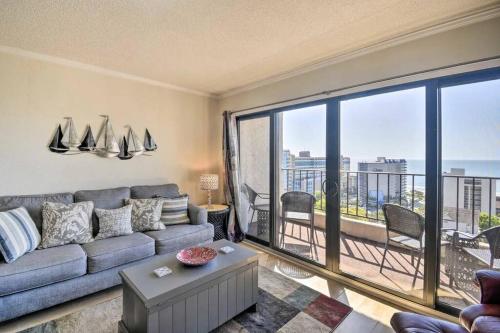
[281,168,499,231]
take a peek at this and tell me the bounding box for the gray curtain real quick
[223,111,246,241]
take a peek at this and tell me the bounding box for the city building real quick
[442,168,497,233]
[358,157,407,206]
[282,150,350,193]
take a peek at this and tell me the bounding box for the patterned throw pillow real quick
[125,199,165,232]
[0,207,41,263]
[40,201,94,249]
[160,195,191,226]
[94,205,133,240]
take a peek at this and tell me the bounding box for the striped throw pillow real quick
[160,195,190,225]
[0,207,41,263]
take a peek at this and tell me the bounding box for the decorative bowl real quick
[176,247,217,266]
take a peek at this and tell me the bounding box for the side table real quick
[200,204,230,241]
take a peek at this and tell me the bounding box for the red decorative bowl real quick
[176,247,217,266]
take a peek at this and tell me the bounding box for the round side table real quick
[200,204,230,241]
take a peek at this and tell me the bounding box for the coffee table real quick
[118,240,259,333]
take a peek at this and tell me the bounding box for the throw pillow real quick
[159,195,191,225]
[94,205,133,240]
[0,207,41,263]
[125,198,165,232]
[40,201,94,249]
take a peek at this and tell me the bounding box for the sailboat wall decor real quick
[95,115,120,158]
[61,117,80,148]
[127,126,145,156]
[47,116,158,160]
[118,136,133,160]
[144,129,158,152]
[48,124,69,153]
[78,125,96,152]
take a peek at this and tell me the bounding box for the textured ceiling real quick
[0,0,498,95]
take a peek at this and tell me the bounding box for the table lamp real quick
[200,174,218,208]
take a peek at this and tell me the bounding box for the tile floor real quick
[255,245,398,333]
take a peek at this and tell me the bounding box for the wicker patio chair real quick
[280,191,317,260]
[380,203,425,287]
[453,226,500,268]
[243,183,269,227]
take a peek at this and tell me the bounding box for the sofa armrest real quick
[475,270,500,304]
[188,203,208,225]
[460,304,500,331]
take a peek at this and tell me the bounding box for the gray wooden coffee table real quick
[118,240,259,333]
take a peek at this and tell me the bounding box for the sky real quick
[282,79,500,161]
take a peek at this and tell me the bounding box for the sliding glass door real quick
[235,67,500,313]
[275,104,327,265]
[438,76,500,310]
[337,87,427,301]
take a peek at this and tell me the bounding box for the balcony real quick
[245,168,500,309]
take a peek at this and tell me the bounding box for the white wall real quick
[0,52,219,203]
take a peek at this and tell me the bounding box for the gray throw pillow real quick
[159,194,190,225]
[94,205,133,240]
[40,201,94,249]
[125,198,165,232]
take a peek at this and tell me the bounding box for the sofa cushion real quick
[0,207,41,263]
[0,192,74,232]
[94,205,133,240]
[391,312,467,333]
[40,201,94,249]
[81,233,155,273]
[460,304,500,331]
[74,187,131,235]
[125,198,165,232]
[145,223,214,254]
[471,316,500,333]
[0,244,86,296]
[130,184,180,199]
[160,195,190,226]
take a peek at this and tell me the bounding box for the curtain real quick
[223,111,246,242]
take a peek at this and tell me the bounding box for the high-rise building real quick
[442,168,497,233]
[358,157,407,206]
[282,150,350,194]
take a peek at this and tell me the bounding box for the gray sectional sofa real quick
[0,184,214,322]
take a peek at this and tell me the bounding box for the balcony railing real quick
[281,168,500,232]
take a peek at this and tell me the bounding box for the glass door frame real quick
[328,81,438,307]
[236,111,273,247]
[434,68,500,315]
[235,66,500,314]
[270,99,333,268]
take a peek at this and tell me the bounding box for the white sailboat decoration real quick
[126,126,145,156]
[61,117,81,149]
[95,115,120,158]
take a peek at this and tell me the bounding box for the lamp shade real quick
[200,174,218,191]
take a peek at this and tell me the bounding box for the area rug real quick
[22,266,352,333]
